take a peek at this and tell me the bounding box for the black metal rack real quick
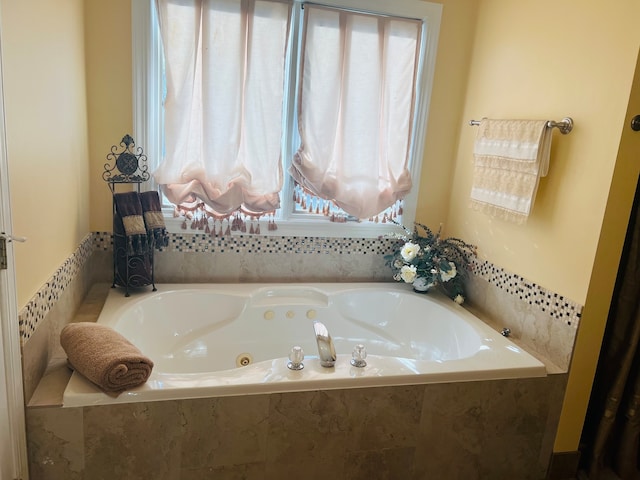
[102,134,156,296]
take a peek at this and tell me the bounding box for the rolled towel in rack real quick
[60,322,154,394]
[469,119,552,224]
[140,191,169,249]
[113,192,148,255]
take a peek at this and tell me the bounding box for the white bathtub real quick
[63,283,546,406]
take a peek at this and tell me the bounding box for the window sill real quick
[163,213,406,239]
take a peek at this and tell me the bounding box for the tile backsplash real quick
[20,232,583,367]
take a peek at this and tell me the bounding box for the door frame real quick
[0,5,29,477]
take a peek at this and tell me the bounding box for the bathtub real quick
[62,283,546,407]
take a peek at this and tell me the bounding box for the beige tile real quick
[344,446,416,480]
[22,315,53,403]
[179,395,270,470]
[83,401,184,480]
[465,274,577,371]
[26,406,84,480]
[264,452,346,480]
[181,462,266,480]
[264,386,423,476]
[27,359,71,408]
[342,385,424,451]
[415,378,557,480]
[266,390,354,466]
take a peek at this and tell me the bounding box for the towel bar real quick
[469,117,573,135]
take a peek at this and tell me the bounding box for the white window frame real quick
[132,0,441,238]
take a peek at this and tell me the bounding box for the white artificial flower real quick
[400,265,417,284]
[440,262,457,282]
[400,242,420,262]
[393,259,404,269]
[454,294,464,305]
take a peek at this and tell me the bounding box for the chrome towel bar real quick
[469,117,573,135]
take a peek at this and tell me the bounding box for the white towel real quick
[469,119,552,224]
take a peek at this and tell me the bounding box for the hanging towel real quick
[140,191,169,249]
[60,322,154,394]
[113,192,148,255]
[469,119,552,224]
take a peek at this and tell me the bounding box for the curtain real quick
[582,183,640,479]
[154,0,291,217]
[290,5,421,220]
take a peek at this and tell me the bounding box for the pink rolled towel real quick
[60,322,154,394]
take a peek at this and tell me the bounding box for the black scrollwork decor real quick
[103,134,150,189]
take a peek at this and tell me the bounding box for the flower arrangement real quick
[384,222,476,303]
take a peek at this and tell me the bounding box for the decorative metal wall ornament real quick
[103,134,150,190]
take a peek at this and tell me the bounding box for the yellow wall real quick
[1,0,90,308]
[442,0,640,452]
[85,0,133,233]
[445,0,640,305]
[415,0,478,227]
[556,52,640,452]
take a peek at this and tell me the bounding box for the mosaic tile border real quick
[18,233,94,344]
[472,259,582,328]
[19,232,583,345]
[92,231,398,255]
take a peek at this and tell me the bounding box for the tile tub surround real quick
[21,232,579,478]
[464,262,580,371]
[20,232,582,404]
[26,374,567,480]
[19,237,110,403]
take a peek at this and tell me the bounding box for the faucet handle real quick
[287,346,304,370]
[350,344,367,368]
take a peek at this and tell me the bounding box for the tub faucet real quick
[313,321,337,367]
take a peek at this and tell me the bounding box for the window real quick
[132,0,441,237]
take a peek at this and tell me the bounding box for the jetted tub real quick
[63,283,546,407]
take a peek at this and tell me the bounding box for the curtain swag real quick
[289,4,422,220]
[153,0,292,220]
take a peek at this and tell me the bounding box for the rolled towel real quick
[113,191,148,255]
[140,190,169,249]
[60,322,154,394]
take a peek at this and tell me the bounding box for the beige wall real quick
[85,0,133,233]
[442,0,640,452]
[415,0,478,227]
[1,0,90,308]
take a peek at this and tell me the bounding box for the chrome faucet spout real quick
[313,321,337,368]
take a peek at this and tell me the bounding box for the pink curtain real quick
[290,5,421,220]
[154,0,291,216]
